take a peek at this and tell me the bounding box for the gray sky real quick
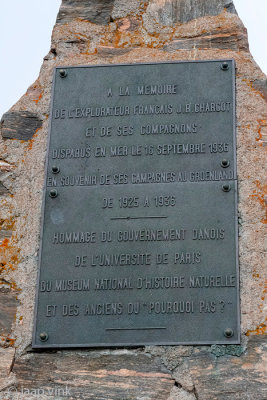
[0,0,266,117]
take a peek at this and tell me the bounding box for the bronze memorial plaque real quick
[33,61,239,347]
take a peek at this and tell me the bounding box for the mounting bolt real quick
[224,328,234,338]
[222,184,231,192]
[59,69,67,78]
[52,166,60,174]
[40,332,49,342]
[221,159,230,168]
[221,62,229,71]
[49,189,58,198]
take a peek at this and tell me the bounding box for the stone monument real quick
[0,1,266,399]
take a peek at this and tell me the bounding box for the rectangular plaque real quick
[33,60,239,347]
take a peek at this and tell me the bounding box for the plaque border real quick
[32,60,240,348]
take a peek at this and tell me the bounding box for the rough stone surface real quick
[12,351,174,400]
[1,111,43,140]
[112,0,143,19]
[0,230,12,245]
[0,348,15,391]
[187,335,267,400]
[144,0,236,26]
[163,32,248,51]
[0,285,18,338]
[252,79,267,101]
[210,344,246,357]
[0,0,266,399]
[168,386,196,400]
[172,362,195,392]
[0,183,9,195]
[56,0,115,25]
[146,346,194,371]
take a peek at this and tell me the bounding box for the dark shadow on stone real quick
[56,0,115,25]
[1,111,42,141]
[158,0,236,25]
[0,183,9,195]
